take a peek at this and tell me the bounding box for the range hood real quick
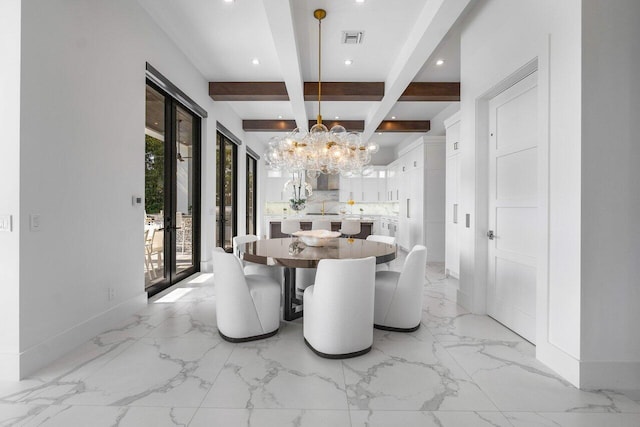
[310,174,340,191]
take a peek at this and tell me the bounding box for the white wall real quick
[580,0,640,390]
[11,0,247,379]
[458,0,584,385]
[0,0,22,380]
[459,0,640,390]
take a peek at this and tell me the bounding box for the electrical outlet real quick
[108,287,115,301]
[0,214,12,232]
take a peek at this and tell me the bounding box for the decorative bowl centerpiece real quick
[292,230,341,247]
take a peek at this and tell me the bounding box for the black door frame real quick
[216,131,237,251]
[246,153,257,235]
[146,79,201,297]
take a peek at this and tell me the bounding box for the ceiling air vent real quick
[342,31,364,44]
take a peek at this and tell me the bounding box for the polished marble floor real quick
[1,261,639,426]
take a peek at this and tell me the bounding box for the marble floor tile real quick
[201,338,348,409]
[372,323,435,344]
[444,339,640,413]
[146,301,219,339]
[350,410,513,427]
[0,404,195,427]
[426,312,524,343]
[342,338,497,411]
[25,336,233,408]
[189,408,351,427]
[505,411,640,427]
[1,265,637,426]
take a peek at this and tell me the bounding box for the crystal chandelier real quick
[265,8,379,181]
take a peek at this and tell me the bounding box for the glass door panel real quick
[216,132,237,252]
[175,107,194,275]
[223,140,236,249]
[246,155,257,235]
[145,80,200,294]
[145,84,167,288]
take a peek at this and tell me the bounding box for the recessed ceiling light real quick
[377,132,382,135]
[154,122,158,125]
[344,59,353,66]
[355,0,365,3]
[251,58,260,65]
[335,116,340,120]
[436,59,445,66]
[391,116,397,120]
[278,115,283,119]
[224,0,234,3]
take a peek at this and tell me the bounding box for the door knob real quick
[487,230,495,240]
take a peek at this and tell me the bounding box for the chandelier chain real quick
[317,11,322,125]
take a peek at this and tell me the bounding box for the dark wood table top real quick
[239,237,397,268]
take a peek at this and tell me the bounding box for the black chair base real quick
[219,328,279,343]
[304,338,371,359]
[374,323,420,333]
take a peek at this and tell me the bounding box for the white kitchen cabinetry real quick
[394,137,445,263]
[386,161,400,201]
[265,170,290,202]
[339,166,386,202]
[444,111,461,278]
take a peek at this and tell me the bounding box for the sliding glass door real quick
[145,80,200,294]
[216,132,237,251]
[246,154,257,235]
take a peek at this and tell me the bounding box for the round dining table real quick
[239,237,397,320]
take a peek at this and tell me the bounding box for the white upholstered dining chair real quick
[212,250,281,342]
[339,219,361,238]
[373,245,427,332]
[366,234,397,271]
[303,256,376,358]
[311,219,332,231]
[280,219,300,236]
[232,234,283,282]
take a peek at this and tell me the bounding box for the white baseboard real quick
[15,292,147,380]
[579,360,640,391]
[456,288,471,311]
[0,353,20,382]
[536,341,580,388]
[200,259,213,273]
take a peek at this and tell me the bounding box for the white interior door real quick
[487,72,538,343]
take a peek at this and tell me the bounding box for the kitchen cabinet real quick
[393,137,445,263]
[444,111,461,278]
[339,166,386,202]
[386,161,400,201]
[265,170,290,202]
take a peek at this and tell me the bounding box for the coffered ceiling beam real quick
[242,119,427,133]
[303,82,384,101]
[261,0,308,131]
[243,120,296,132]
[307,120,365,131]
[376,120,430,133]
[209,82,386,102]
[363,0,471,140]
[209,82,288,101]
[399,82,460,101]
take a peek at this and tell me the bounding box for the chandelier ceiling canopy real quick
[265,8,379,179]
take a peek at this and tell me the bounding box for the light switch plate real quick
[30,214,41,232]
[0,214,12,232]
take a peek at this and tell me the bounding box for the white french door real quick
[487,72,538,343]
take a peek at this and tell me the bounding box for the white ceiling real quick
[138,0,467,149]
